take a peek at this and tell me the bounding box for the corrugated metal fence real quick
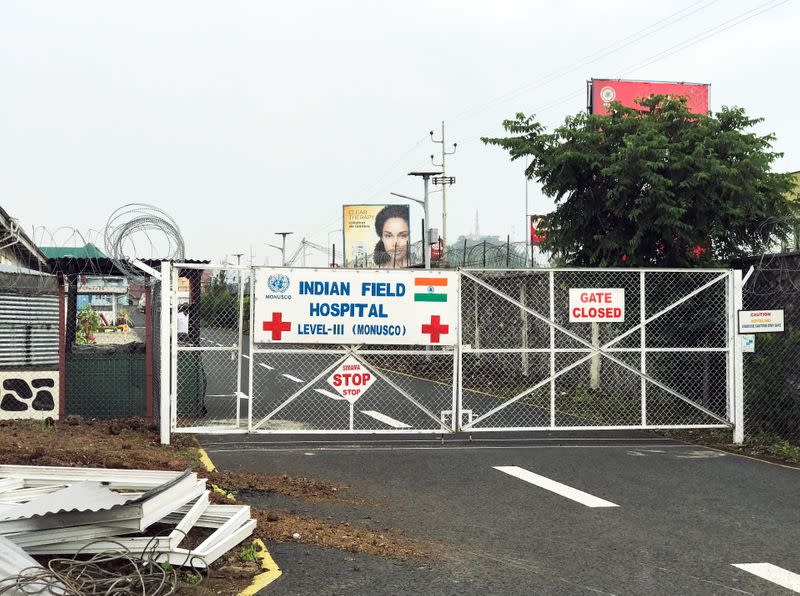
[0,293,59,368]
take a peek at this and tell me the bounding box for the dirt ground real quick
[0,418,440,595]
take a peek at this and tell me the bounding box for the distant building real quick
[0,206,48,272]
[451,210,502,249]
[39,244,129,322]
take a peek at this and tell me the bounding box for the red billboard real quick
[588,79,709,116]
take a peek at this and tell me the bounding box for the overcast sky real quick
[1,0,797,266]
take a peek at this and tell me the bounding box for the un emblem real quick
[267,274,290,293]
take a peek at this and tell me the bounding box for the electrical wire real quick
[457,0,790,146]
[455,0,722,121]
[0,536,207,596]
[616,0,790,78]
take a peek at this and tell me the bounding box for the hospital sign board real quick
[253,268,458,345]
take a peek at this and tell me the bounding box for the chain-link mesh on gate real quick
[173,267,247,431]
[249,344,454,433]
[459,269,733,431]
[740,256,800,443]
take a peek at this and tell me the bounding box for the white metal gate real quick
[458,268,741,434]
[161,265,742,440]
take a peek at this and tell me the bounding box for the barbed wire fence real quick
[1,205,798,446]
[0,205,185,424]
[345,240,552,269]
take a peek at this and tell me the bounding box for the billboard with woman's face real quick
[342,204,410,268]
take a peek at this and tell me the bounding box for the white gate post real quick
[159,260,172,445]
[640,271,647,426]
[452,270,462,432]
[548,271,555,428]
[248,267,255,432]
[732,269,745,444]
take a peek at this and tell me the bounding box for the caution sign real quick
[326,356,376,403]
[738,310,784,334]
[569,288,625,323]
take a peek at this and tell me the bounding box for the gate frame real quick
[456,267,743,436]
[160,264,745,443]
[165,262,251,436]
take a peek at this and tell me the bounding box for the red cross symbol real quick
[262,312,291,341]
[421,315,449,343]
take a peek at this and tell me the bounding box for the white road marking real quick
[258,363,274,370]
[282,374,304,383]
[732,563,800,592]
[314,388,344,400]
[215,343,223,347]
[242,354,250,359]
[493,466,619,508]
[674,450,725,459]
[360,410,412,429]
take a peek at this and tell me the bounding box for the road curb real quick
[197,447,283,593]
[197,447,217,472]
[238,538,283,595]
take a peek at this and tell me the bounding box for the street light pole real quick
[399,170,441,269]
[266,232,293,266]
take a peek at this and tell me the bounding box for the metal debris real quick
[0,465,255,570]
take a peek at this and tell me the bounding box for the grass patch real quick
[660,429,800,466]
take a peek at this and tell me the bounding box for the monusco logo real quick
[268,274,289,293]
[266,274,292,300]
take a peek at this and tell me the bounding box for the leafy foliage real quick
[483,96,797,266]
[745,331,800,442]
[199,272,239,328]
[76,306,101,344]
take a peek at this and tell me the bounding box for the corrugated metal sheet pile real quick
[0,464,256,584]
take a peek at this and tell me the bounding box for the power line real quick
[461,0,790,138]
[354,134,430,199]
[617,0,790,77]
[454,0,721,121]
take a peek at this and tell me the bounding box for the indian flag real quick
[414,277,448,302]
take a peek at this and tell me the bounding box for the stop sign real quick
[326,356,376,403]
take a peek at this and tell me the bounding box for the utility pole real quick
[525,156,530,267]
[231,253,243,284]
[430,121,457,258]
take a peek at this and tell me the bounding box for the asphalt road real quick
[199,432,800,595]
[179,328,599,432]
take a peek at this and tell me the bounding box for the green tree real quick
[482,97,797,266]
[199,271,239,328]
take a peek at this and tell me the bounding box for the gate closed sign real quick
[326,356,375,402]
[569,288,625,323]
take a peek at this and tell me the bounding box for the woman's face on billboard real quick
[381,217,409,258]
